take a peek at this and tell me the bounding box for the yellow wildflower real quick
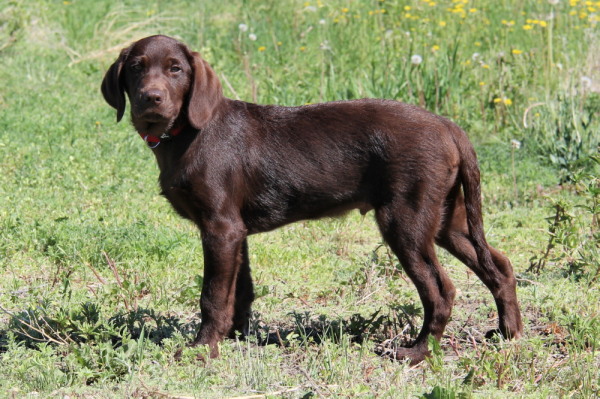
[439,21,447,26]
[512,49,523,55]
[494,97,512,106]
[258,46,266,52]
[523,24,533,30]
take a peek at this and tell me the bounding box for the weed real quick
[526,94,600,183]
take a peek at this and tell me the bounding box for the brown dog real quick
[101,35,522,364]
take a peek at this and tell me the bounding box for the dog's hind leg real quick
[436,191,523,340]
[375,200,456,365]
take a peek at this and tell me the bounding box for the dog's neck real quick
[138,124,186,149]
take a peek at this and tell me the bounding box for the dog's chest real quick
[161,184,196,221]
[158,169,197,221]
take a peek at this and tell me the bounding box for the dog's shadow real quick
[0,305,420,353]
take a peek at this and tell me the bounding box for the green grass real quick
[1,0,599,397]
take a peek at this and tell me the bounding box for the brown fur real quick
[101,35,523,364]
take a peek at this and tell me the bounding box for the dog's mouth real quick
[140,111,169,123]
[132,110,176,136]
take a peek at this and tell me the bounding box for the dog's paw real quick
[173,346,208,364]
[374,340,429,366]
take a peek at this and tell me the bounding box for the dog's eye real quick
[170,66,182,73]
[130,63,143,72]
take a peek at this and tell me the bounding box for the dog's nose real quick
[143,89,164,105]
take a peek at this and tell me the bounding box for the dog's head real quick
[101,35,222,136]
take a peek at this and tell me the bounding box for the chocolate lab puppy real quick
[101,35,522,364]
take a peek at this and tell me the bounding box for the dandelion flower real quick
[238,23,248,32]
[258,46,266,52]
[512,49,523,55]
[411,54,423,65]
[511,139,521,149]
[581,76,593,89]
[248,33,257,41]
[319,19,326,25]
[548,0,559,5]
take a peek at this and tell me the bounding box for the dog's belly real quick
[241,193,373,234]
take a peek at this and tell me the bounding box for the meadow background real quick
[0,0,599,397]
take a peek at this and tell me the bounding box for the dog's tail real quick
[453,126,496,275]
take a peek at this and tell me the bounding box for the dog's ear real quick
[186,51,223,129]
[101,47,130,122]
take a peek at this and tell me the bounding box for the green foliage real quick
[529,163,600,282]
[526,94,600,183]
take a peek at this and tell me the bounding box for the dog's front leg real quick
[191,218,248,358]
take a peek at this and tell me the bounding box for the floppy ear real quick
[101,47,130,122]
[186,51,223,129]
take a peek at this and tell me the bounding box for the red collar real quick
[139,125,185,148]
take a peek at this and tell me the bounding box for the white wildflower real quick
[319,19,326,25]
[511,139,522,149]
[411,54,423,65]
[248,33,257,41]
[238,23,248,32]
[581,76,593,90]
[548,0,559,5]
